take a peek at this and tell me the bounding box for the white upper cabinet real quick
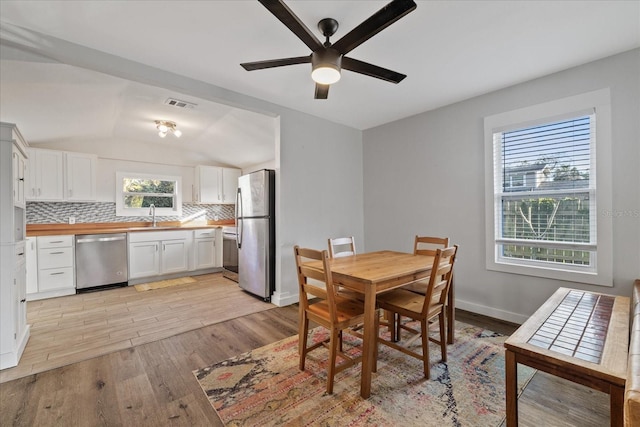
[27,148,96,202]
[27,148,64,201]
[221,168,241,205]
[194,165,221,203]
[194,166,241,204]
[65,152,96,201]
[12,144,26,208]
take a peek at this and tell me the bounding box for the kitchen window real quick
[115,172,182,217]
[484,89,612,286]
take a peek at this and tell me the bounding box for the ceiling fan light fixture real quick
[311,49,342,85]
[155,120,181,138]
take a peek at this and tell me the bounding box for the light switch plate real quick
[68,216,76,224]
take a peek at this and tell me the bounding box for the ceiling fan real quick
[241,0,417,99]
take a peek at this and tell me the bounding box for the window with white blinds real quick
[494,114,595,268]
[484,90,612,286]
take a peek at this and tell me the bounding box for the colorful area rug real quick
[134,276,196,292]
[193,321,536,426]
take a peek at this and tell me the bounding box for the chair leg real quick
[388,310,397,342]
[327,328,340,394]
[299,315,309,371]
[421,318,430,378]
[439,312,447,362]
[373,311,379,373]
[396,314,402,342]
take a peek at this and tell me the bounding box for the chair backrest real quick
[328,236,356,258]
[293,246,339,322]
[414,236,449,257]
[421,245,458,317]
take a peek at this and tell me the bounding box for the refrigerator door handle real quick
[236,187,242,249]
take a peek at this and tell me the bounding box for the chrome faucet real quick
[149,204,156,227]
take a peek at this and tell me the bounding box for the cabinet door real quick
[195,166,221,203]
[161,240,189,274]
[65,152,96,201]
[26,237,38,295]
[12,146,26,207]
[14,256,27,346]
[194,238,216,270]
[221,168,241,204]
[31,149,64,201]
[129,241,161,279]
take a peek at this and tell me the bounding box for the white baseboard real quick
[456,298,529,325]
[271,290,298,307]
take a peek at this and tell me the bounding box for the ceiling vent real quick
[164,98,197,109]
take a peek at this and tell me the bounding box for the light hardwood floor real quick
[0,277,610,426]
[0,273,273,383]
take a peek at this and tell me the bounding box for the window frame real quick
[115,171,182,217]
[484,89,612,286]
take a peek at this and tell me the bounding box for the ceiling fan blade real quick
[241,56,311,71]
[315,83,329,99]
[331,0,417,55]
[258,0,323,51]
[342,57,406,84]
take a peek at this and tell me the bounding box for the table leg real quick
[447,273,455,344]
[505,349,518,426]
[610,384,624,427]
[360,285,376,399]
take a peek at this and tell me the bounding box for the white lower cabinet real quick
[128,230,191,279]
[129,241,161,278]
[27,235,76,300]
[192,229,219,270]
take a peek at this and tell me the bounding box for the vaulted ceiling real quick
[0,1,638,167]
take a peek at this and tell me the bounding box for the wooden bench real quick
[624,279,640,426]
[505,287,629,426]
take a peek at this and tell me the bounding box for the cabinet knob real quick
[20,299,26,303]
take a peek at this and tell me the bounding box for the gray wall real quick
[363,49,640,323]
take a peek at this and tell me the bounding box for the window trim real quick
[484,89,612,286]
[115,171,182,217]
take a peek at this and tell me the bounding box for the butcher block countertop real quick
[26,220,235,237]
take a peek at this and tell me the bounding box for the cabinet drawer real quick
[194,229,217,239]
[38,267,74,291]
[38,247,73,269]
[38,235,73,248]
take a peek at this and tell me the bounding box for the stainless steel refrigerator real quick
[236,169,275,301]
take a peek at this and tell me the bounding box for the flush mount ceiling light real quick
[155,120,182,138]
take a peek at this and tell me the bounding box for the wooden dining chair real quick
[403,235,449,294]
[328,236,356,258]
[376,245,458,379]
[294,245,371,394]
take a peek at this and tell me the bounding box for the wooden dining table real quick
[305,250,455,399]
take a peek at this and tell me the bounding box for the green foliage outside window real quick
[123,178,176,209]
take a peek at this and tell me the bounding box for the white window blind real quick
[493,114,596,270]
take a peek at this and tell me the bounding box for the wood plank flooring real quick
[0,282,610,426]
[0,273,273,383]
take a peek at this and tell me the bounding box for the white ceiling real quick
[0,1,638,164]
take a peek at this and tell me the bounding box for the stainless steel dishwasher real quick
[75,233,128,291]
